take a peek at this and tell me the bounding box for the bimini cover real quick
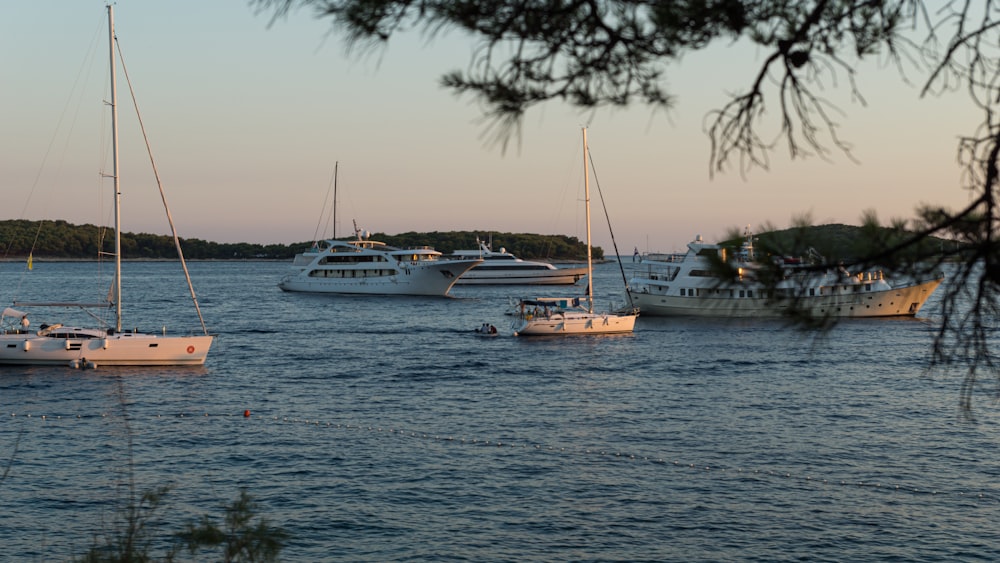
[1,307,27,320]
[521,298,583,308]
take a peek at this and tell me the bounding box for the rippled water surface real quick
[2,260,998,561]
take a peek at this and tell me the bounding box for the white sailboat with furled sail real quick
[510,128,638,336]
[0,5,213,368]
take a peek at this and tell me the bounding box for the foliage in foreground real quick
[76,488,287,563]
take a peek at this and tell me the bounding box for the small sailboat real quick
[0,5,213,368]
[510,128,638,336]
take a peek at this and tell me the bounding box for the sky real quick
[0,1,980,254]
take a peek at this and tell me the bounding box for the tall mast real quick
[332,161,338,239]
[582,127,593,313]
[108,5,122,332]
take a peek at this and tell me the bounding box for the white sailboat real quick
[0,5,213,368]
[510,128,638,336]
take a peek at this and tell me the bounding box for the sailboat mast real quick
[582,127,594,313]
[332,161,338,239]
[108,5,122,333]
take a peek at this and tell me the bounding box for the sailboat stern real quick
[91,333,215,366]
[0,331,214,367]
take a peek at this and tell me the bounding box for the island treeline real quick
[0,220,596,261]
[0,219,952,262]
[373,231,597,260]
[722,223,952,263]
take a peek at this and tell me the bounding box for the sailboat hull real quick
[511,310,636,336]
[0,332,212,367]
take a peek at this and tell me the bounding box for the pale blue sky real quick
[1,1,977,252]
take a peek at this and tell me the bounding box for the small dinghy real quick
[474,323,499,336]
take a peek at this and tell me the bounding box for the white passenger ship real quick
[627,228,942,318]
[448,239,587,285]
[278,225,481,296]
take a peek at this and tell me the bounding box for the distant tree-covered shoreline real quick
[1,219,953,262]
[0,220,597,261]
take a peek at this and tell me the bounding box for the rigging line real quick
[543,135,581,261]
[114,37,210,336]
[586,144,636,310]
[313,161,338,243]
[3,15,106,307]
[2,15,104,265]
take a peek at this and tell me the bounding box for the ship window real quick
[865,283,871,291]
[739,290,745,298]
[747,290,753,297]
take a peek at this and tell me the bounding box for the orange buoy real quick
[186,345,195,354]
[243,410,251,418]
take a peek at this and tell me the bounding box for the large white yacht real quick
[448,238,587,285]
[278,225,481,296]
[626,227,942,318]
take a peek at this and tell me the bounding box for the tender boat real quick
[448,238,588,285]
[510,128,638,336]
[278,223,481,296]
[0,6,213,368]
[626,227,942,318]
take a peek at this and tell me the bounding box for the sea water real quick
[1,260,998,561]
